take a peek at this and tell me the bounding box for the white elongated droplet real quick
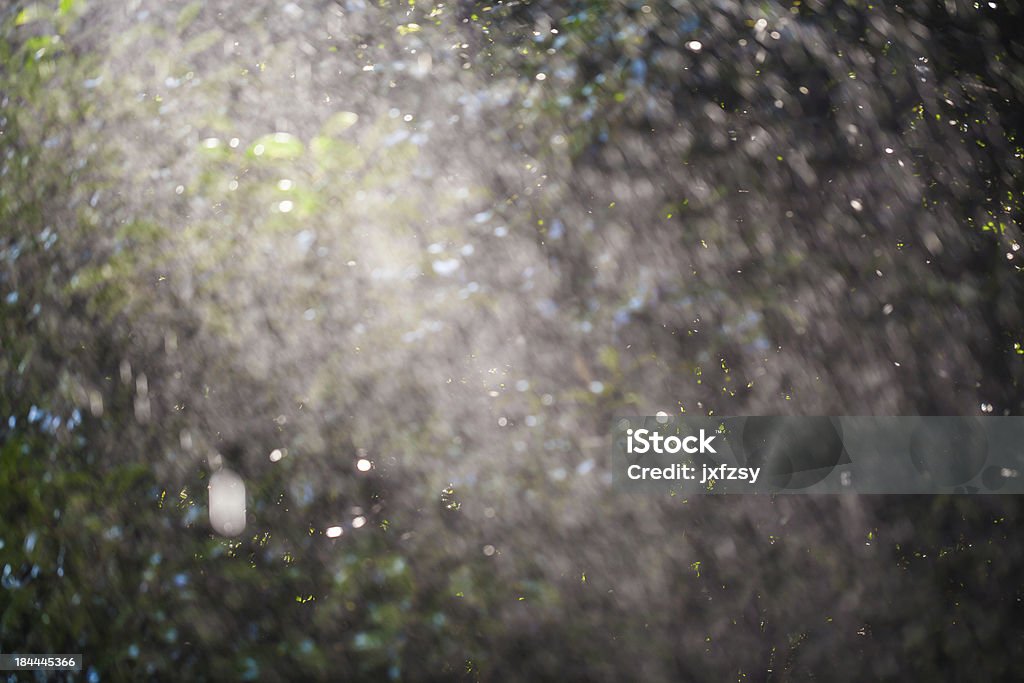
[209,469,246,537]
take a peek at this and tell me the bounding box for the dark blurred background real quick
[2,0,1024,679]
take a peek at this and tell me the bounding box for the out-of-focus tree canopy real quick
[2,0,1023,680]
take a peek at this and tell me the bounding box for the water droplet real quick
[432,258,460,276]
[208,470,246,537]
